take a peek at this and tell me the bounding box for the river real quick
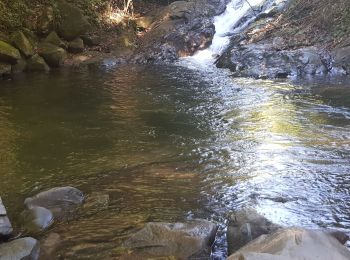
[0,63,350,258]
[1,0,350,258]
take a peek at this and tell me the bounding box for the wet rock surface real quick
[227,227,350,260]
[38,42,67,67]
[21,206,54,232]
[24,186,84,221]
[131,0,228,63]
[227,208,281,255]
[0,237,40,260]
[124,219,218,258]
[0,198,12,238]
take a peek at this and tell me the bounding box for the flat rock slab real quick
[124,219,217,259]
[0,197,13,238]
[0,237,39,260]
[24,186,84,221]
[228,228,350,260]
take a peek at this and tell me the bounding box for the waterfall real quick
[183,0,267,65]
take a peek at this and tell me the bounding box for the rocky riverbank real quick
[2,189,350,259]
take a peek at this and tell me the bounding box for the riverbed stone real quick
[40,233,61,259]
[11,31,34,58]
[38,42,67,67]
[124,219,217,258]
[227,208,281,255]
[26,54,50,72]
[0,237,40,260]
[68,38,84,53]
[227,228,350,260]
[21,206,54,232]
[0,197,13,238]
[44,31,67,49]
[57,1,90,41]
[24,186,84,221]
[0,41,21,64]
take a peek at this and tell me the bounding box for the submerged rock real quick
[40,233,61,259]
[21,206,54,232]
[38,42,67,67]
[227,208,281,255]
[0,237,39,260]
[68,38,84,53]
[57,1,90,41]
[83,192,109,212]
[0,197,13,238]
[24,186,84,221]
[124,219,217,258]
[11,31,34,58]
[0,41,21,64]
[26,54,50,72]
[227,228,350,260]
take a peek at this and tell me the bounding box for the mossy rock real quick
[37,7,55,35]
[44,31,67,49]
[0,41,21,64]
[26,54,50,72]
[38,42,66,67]
[68,38,84,53]
[11,31,34,58]
[57,1,90,41]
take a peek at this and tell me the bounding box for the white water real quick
[182,0,266,66]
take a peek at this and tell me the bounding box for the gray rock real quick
[24,186,84,221]
[38,42,67,67]
[21,206,54,232]
[57,1,90,41]
[0,41,21,64]
[124,219,217,258]
[81,34,101,47]
[227,208,281,255]
[0,197,12,238]
[217,44,328,78]
[11,57,27,74]
[44,31,67,49]
[11,31,34,58]
[40,233,61,259]
[0,237,39,260]
[227,228,350,260]
[332,46,350,74]
[68,38,84,53]
[26,54,50,72]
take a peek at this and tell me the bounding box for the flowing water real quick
[0,0,350,259]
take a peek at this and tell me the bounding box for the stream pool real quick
[0,63,350,258]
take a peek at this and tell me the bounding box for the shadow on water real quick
[0,64,350,258]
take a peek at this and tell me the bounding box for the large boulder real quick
[0,41,21,64]
[124,219,217,258]
[217,44,328,78]
[24,186,84,221]
[0,197,12,238]
[44,31,67,49]
[56,1,90,41]
[0,237,40,260]
[227,208,281,255]
[26,54,50,72]
[21,206,54,232]
[227,228,350,260]
[38,42,67,67]
[11,31,34,58]
[68,38,84,53]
